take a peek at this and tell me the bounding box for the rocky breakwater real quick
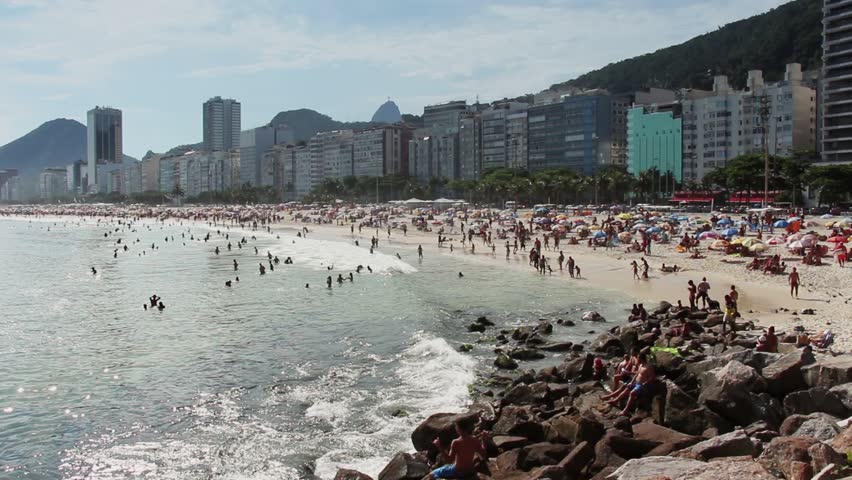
[335,304,852,480]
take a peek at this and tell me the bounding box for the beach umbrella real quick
[788,217,801,223]
[590,224,601,230]
[766,236,784,245]
[721,228,739,237]
[594,231,607,238]
[711,239,730,249]
[699,231,718,240]
[646,227,662,234]
[774,220,789,228]
[741,238,764,248]
[838,218,852,227]
[827,235,848,243]
[618,232,633,242]
[821,214,834,219]
[788,240,804,250]
[717,218,733,226]
[618,213,633,220]
[801,234,818,248]
[786,233,804,243]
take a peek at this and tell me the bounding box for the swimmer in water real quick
[91,267,97,275]
[157,301,166,311]
[143,304,147,311]
[235,276,240,282]
[396,253,402,259]
[458,272,464,278]
[356,265,363,273]
[225,280,232,287]
[337,274,344,284]
[355,240,360,247]
[349,272,354,282]
[367,266,373,273]
[305,283,310,288]
[327,276,332,288]
[234,259,239,271]
[259,263,266,275]
[215,247,220,255]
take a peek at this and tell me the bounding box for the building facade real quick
[239,125,278,187]
[458,113,482,180]
[352,125,412,178]
[203,96,241,152]
[0,169,20,202]
[87,106,122,193]
[423,101,469,128]
[627,105,684,184]
[822,0,852,163]
[527,93,613,175]
[66,160,87,194]
[39,168,67,200]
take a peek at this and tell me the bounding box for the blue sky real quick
[0,0,789,158]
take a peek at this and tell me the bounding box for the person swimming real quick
[349,272,354,282]
[337,274,344,284]
[234,259,239,270]
[91,267,97,275]
[157,301,166,311]
[367,266,372,273]
[326,276,332,288]
[356,265,363,273]
[396,253,402,259]
[259,263,266,275]
[458,272,464,278]
[225,280,232,287]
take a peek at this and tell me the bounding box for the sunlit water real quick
[0,216,629,479]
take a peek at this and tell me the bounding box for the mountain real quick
[0,119,87,177]
[268,109,378,142]
[371,100,402,123]
[548,0,822,93]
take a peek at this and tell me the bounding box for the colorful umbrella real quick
[774,220,789,228]
[827,235,848,243]
[721,228,739,237]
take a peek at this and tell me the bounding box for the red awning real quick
[671,196,714,203]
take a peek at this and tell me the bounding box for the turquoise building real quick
[627,106,682,182]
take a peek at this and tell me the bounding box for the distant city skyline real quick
[0,0,789,158]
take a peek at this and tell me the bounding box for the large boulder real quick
[831,424,852,455]
[591,333,622,353]
[411,412,480,452]
[653,301,672,315]
[794,417,842,442]
[492,405,544,441]
[677,459,776,480]
[559,353,593,381]
[631,420,701,450]
[618,327,640,354]
[377,452,430,480]
[808,442,846,476]
[606,456,706,480]
[492,435,529,452]
[509,348,546,361]
[829,383,852,411]
[673,429,756,460]
[334,469,373,480]
[803,356,852,388]
[545,414,605,445]
[783,386,850,418]
[557,441,594,478]
[761,348,815,397]
[661,380,731,436]
[521,442,573,470]
[699,361,782,427]
[494,353,519,370]
[758,436,821,480]
[687,350,780,377]
[503,382,549,405]
[582,311,605,322]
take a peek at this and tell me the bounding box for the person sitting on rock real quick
[604,350,641,397]
[606,360,656,416]
[426,417,487,480]
[593,357,608,381]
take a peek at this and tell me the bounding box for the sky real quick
[0,0,790,158]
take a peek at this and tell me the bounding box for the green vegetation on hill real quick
[549,0,822,93]
[269,109,377,142]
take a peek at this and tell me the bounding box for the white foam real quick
[305,400,350,424]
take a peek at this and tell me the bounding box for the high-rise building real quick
[822,0,852,163]
[123,161,143,195]
[423,101,469,128]
[480,102,529,172]
[0,169,20,202]
[240,125,279,187]
[627,104,683,189]
[203,97,241,152]
[66,160,87,194]
[681,65,816,182]
[527,93,613,175]
[39,168,67,200]
[458,113,482,180]
[141,152,163,192]
[86,106,122,193]
[506,111,528,170]
[352,125,413,177]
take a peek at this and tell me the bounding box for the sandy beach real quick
[279,210,850,352]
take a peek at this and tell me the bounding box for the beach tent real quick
[593,231,607,238]
[404,198,429,206]
[721,228,739,237]
[646,227,662,234]
[821,214,834,219]
[699,231,719,240]
[717,218,733,226]
[774,220,789,228]
[711,239,730,249]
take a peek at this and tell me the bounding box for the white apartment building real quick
[682,63,816,182]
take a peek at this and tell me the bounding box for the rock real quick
[493,405,544,441]
[335,469,373,480]
[546,414,605,445]
[458,343,473,353]
[377,452,429,480]
[784,386,850,418]
[653,301,672,315]
[562,320,576,327]
[526,334,547,346]
[527,465,566,480]
[808,442,846,476]
[675,429,755,460]
[699,361,780,427]
[495,353,519,370]
[512,326,536,341]
[492,435,529,451]
[558,440,594,478]
[631,421,701,449]
[541,342,575,352]
[832,425,852,455]
[652,349,684,375]
[559,353,593,381]
[804,356,852,388]
[761,349,815,397]
[689,311,709,320]
[591,333,622,353]
[758,436,821,480]
[606,456,706,480]
[662,380,731,436]
[495,447,526,472]
[537,321,554,335]
[795,417,841,442]
[829,383,852,411]
[677,459,776,479]
[604,432,662,459]
[582,311,605,322]
[618,327,640,355]
[521,442,573,469]
[467,323,486,333]
[504,382,549,405]
[509,348,546,361]
[476,316,495,326]
[411,412,480,452]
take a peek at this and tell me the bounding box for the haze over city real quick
[1,0,788,157]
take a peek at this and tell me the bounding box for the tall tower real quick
[203,96,241,151]
[86,106,122,193]
[822,0,852,164]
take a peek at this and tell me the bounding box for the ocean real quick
[0,216,627,479]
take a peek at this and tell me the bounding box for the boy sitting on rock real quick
[425,417,487,479]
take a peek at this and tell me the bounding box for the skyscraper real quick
[203,97,241,152]
[86,107,122,193]
[822,0,852,164]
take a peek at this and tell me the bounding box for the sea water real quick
[0,217,629,479]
